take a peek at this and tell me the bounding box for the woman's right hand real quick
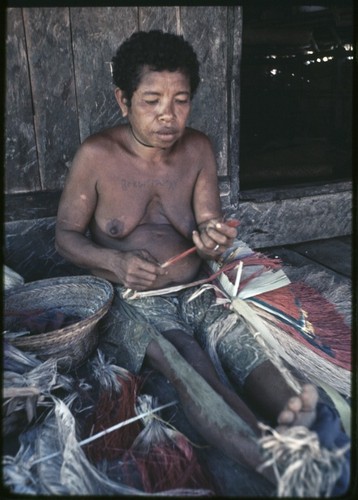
[109,249,167,290]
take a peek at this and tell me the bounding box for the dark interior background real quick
[239,3,353,190]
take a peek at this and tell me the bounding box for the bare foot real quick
[276,384,319,431]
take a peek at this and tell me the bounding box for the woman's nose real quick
[159,102,175,121]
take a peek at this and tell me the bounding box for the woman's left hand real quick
[192,219,238,259]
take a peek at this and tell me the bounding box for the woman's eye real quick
[145,100,159,105]
[176,99,189,104]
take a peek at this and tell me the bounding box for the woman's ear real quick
[115,88,129,117]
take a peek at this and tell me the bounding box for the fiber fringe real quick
[120,395,215,494]
[206,313,238,387]
[83,351,142,462]
[257,423,350,497]
[237,300,351,396]
[201,241,351,397]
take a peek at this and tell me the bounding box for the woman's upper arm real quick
[56,142,98,234]
[192,134,222,227]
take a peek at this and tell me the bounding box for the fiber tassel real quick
[290,282,351,368]
[231,297,302,394]
[4,395,204,496]
[83,351,142,462]
[205,313,240,388]
[121,395,215,494]
[3,346,74,436]
[206,243,351,396]
[232,297,351,396]
[257,423,350,497]
[4,265,24,290]
[247,283,351,370]
[33,397,147,496]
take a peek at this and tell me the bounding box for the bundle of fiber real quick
[203,241,351,398]
[3,342,74,436]
[120,395,215,494]
[248,282,351,369]
[4,341,42,373]
[3,396,146,496]
[4,393,212,496]
[82,351,142,462]
[257,405,350,498]
[3,429,40,495]
[279,261,352,328]
[4,265,24,290]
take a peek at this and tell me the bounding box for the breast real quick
[92,166,197,250]
[105,218,126,237]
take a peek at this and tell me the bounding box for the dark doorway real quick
[239,3,353,190]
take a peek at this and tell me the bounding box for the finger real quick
[192,230,205,251]
[193,230,215,254]
[215,222,238,239]
[127,269,157,285]
[201,225,235,252]
[205,226,230,246]
[193,231,221,256]
[142,253,168,275]
[132,254,167,276]
[124,268,159,289]
[197,223,220,247]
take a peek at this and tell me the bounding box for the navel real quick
[106,218,124,237]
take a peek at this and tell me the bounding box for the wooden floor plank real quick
[287,238,352,278]
[259,244,351,288]
[335,235,352,246]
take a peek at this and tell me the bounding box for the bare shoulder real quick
[182,127,216,168]
[69,125,126,176]
[184,127,212,148]
[78,125,126,157]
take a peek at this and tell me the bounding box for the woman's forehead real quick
[137,67,190,92]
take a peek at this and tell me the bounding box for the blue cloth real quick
[311,403,351,496]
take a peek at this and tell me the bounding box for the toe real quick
[277,409,295,425]
[287,396,302,413]
[276,385,319,430]
[300,384,319,412]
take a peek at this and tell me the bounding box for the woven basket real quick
[4,276,114,371]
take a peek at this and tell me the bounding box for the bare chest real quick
[94,163,196,238]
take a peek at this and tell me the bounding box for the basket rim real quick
[5,275,114,296]
[11,300,111,346]
[5,275,114,346]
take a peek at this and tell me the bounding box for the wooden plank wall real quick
[5,6,242,217]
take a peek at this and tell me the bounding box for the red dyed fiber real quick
[291,282,351,369]
[251,282,351,370]
[122,439,215,493]
[84,373,142,462]
[253,285,305,322]
[221,250,351,371]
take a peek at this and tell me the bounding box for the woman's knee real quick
[145,330,194,364]
[145,339,167,370]
[162,329,201,355]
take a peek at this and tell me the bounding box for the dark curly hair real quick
[111,30,200,104]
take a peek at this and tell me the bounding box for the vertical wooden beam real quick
[227,6,242,209]
[5,8,40,193]
[70,6,138,142]
[180,6,228,177]
[23,7,79,190]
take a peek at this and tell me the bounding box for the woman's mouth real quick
[156,128,178,138]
